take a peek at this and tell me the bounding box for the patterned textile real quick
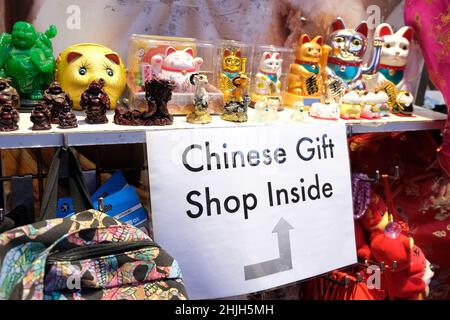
[0,210,187,300]
[404,0,450,175]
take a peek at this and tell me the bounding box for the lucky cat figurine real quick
[364,23,414,91]
[327,17,383,90]
[285,34,330,107]
[252,52,283,102]
[151,47,203,93]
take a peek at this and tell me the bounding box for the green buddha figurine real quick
[0,21,57,102]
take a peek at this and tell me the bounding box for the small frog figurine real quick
[285,34,331,107]
[219,48,247,103]
[81,78,110,124]
[186,73,212,124]
[0,21,57,101]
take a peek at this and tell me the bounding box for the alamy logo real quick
[366,5,383,30]
[366,265,381,290]
[66,5,81,30]
[66,266,82,290]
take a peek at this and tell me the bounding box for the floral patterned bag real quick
[0,210,187,300]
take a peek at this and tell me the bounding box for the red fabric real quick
[355,221,371,261]
[349,131,449,299]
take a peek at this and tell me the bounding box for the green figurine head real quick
[11,22,38,49]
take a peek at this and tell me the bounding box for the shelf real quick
[0,106,446,149]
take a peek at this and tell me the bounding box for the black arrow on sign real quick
[244,218,294,280]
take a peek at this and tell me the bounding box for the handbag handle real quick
[40,147,93,221]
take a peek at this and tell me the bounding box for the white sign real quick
[146,123,356,299]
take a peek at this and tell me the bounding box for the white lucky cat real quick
[364,23,414,92]
[151,47,203,93]
[254,52,283,96]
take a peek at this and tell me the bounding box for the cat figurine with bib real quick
[285,34,330,107]
[364,23,414,92]
[252,52,283,103]
[151,47,203,93]
[327,17,383,92]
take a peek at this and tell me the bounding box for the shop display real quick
[0,77,20,110]
[327,18,383,90]
[290,101,306,122]
[364,23,414,91]
[30,103,51,131]
[0,2,447,302]
[0,96,19,132]
[0,21,57,103]
[81,79,110,124]
[127,35,222,115]
[220,73,250,123]
[285,34,330,107]
[186,73,212,124]
[339,91,362,120]
[56,43,126,110]
[43,81,73,124]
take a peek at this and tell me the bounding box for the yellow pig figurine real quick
[55,43,126,110]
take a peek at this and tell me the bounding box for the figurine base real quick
[32,124,52,131]
[0,125,19,132]
[186,111,212,124]
[59,123,78,129]
[250,94,284,111]
[20,99,44,113]
[283,92,323,109]
[220,112,248,123]
[85,117,108,124]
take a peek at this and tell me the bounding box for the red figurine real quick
[43,81,73,124]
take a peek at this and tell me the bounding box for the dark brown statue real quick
[30,103,51,130]
[0,96,20,132]
[142,79,175,126]
[114,99,145,126]
[43,81,73,124]
[0,77,20,110]
[58,104,78,129]
[80,78,109,124]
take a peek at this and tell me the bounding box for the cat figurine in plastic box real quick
[253,52,283,99]
[364,23,414,92]
[151,47,203,92]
